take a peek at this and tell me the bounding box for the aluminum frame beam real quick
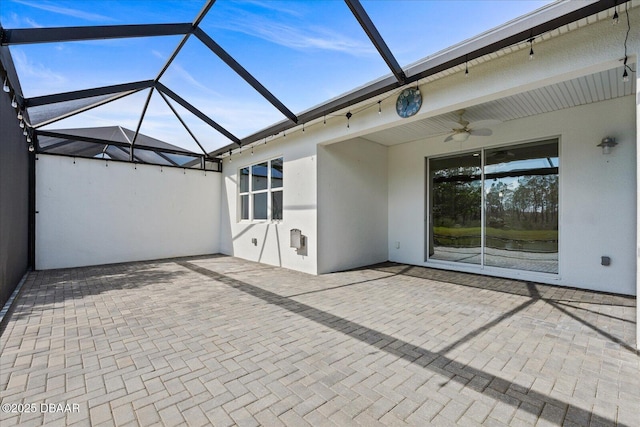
[194,28,298,124]
[345,0,406,84]
[31,90,143,129]
[25,80,154,107]
[155,82,241,146]
[155,0,216,82]
[211,0,617,157]
[1,23,192,45]
[35,129,202,158]
[130,88,155,160]
[157,90,210,157]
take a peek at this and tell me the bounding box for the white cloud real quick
[163,62,222,97]
[11,49,67,94]
[212,14,375,56]
[233,0,303,18]
[24,17,42,28]
[13,0,114,22]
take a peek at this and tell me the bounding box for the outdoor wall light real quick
[597,137,618,154]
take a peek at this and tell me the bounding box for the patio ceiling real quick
[360,64,637,146]
[0,0,632,159]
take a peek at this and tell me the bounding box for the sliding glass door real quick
[428,139,558,274]
[429,152,482,264]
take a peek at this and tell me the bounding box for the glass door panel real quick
[483,141,559,273]
[429,152,482,264]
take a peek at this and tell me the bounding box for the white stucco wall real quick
[219,135,318,274]
[36,155,221,269]
[388,95,636,295]
[317,138,388,274]
[635,55,640,346]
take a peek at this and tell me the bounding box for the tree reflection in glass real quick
[429,152,482,264]
[428,140,559,274]
[484,141,558,273]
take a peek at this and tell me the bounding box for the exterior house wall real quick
[218,7,639,293]
[388,95,636,295]
[379,9,639,296]
[36,155,221,269]
[317,138,388,274]
[220,135,318,274]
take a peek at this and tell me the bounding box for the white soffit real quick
[362,65,636,146]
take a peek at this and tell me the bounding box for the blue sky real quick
[1,0,552,152]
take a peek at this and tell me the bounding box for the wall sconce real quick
[597,137,618,154]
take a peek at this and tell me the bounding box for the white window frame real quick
[238,157,283,222]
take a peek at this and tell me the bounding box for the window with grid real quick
[239,157,283,221]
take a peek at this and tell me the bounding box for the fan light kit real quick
[452,132,470,142]
[444,110,500,143]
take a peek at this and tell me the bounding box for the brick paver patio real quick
[1,255,638,426]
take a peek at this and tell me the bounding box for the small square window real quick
[239,157,283,221]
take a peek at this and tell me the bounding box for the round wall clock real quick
[396,87,422,118]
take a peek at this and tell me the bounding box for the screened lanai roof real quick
[0,0,629,160]
[37,125,207,167]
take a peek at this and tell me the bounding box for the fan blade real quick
[443,134,454,142]
[469,128,493,137]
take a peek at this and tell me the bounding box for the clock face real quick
[396,87,422,118]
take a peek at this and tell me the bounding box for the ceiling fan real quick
[444,109,500,142]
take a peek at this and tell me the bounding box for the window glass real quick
[272,191,283,220]
[240,195,249,220]
[252,162,268,191]
[240,167,250,193]
[253,193,268,220]
[484,141,558,273]
[271,157,283,188]
[429,152,482,265]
